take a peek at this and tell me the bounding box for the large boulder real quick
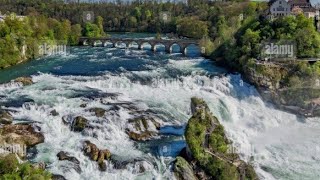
[125,116,160,141]
[57,151,80,164]
[173,156,197,180]
[14,77,33,86]
[184,97,258,180]
[111,156,153,173]
[50,110,59,117]
[57,151,81,173]
[0,124,44,158]
[0,110,13,124]
[0,124,44,146]
[71,116,88,132]
[89,108,106,117]
[82,141,111,171]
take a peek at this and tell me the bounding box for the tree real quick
[69,24,82,45]
[95,16,106,36]
[176,17,208,39]
[84,22,101,38]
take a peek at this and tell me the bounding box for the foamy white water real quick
[0,46,319,180]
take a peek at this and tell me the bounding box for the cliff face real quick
[174,97,258,180]
[243,62,320,117]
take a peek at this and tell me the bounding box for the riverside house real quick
[269,0,317,18]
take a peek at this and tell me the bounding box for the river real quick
[0,33,319,180]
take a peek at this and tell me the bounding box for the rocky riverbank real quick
[173,97,258,180]
[242,61,320,117]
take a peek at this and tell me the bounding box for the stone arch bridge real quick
[79,37,202,55]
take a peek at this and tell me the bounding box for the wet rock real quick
[13,77,33,86]
[134,160,153,173]
[57,151,80,164]
[0,124,44,157]
[109,105,120,111]
[71,116,88,132]
[0,124,44,146]
[185,97,258,179]
[83,141,111,171]
[89,108,106,117]
[127,131,157,141]
[173,156,197,180]
[62,115,72,125]
[0,110,13,124]
[32,162,46,170]
[57,151,81,173]
[52,174,67,180]
[126,116,160,141]
[83,141,99,161]
[178,147,192,162]
[74,90,118,100]
[80,104,87,108]
[190,97,209,115]
[50,110,59,116]
[111,156,153,173]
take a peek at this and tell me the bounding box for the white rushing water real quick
[0,48,319,180]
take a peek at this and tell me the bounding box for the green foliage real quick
[0,13,85,69]
[185,98,246,179]
[69,24,82,46]
[84,23,102,38]
[199,37,214,56]
[209,125,228,153]
[95,16,106,37]
[177,17,208,39]
[0,154,51,179]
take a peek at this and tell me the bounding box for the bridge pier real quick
[137,43,142,50]
[151,43,156,52]
[165,46,171,53]
[180,44,187,55]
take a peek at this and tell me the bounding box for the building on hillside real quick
[269,0,318,18]
[269,0,291,17]
[289,0,317,18]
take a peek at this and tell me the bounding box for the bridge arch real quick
[169,43,182,54]
[81,39,89,46]
[184,43,201,56]
[153,43,166,52]
[92,40,103,47]
[103,41,114,47]
[114,41,127,48]
[139,42,152,50]
[128,41,139,49]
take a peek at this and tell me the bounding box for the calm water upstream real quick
[0,33,319,180]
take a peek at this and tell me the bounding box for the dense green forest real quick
[0,12,105,69]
